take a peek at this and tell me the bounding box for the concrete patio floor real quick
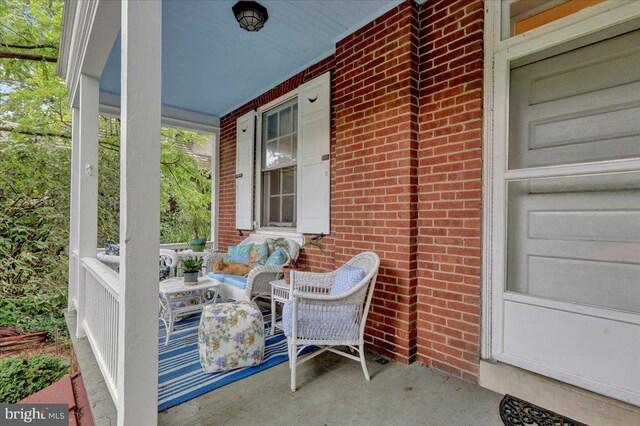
[67,310,504,425]
[160,351,504,426]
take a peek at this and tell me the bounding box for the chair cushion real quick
[206,272,227,283]
[223,275,247,290]
[225,244,253,264]
[248,243,269,266]
[329,264,365,295]
[265,247,288,266]
[282,301,360,341]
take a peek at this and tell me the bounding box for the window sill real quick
[254,228,305,245]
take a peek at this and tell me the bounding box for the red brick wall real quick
[332,1,419,362]
[416,0,484,382]
[217,0,485,378]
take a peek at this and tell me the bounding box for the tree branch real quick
[0,51,57,63]
[0,43,57,50]
[0,126,68,139]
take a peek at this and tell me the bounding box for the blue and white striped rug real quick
[158,311,291,411]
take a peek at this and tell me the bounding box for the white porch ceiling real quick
[99,0,401,118]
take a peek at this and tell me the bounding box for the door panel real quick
[509,29,640,169]
[507,174,640,313]
[503,300,640,405]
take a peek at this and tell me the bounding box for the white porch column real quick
[76,75,100,338]
[68,107,80,311]
[211,129,220,251]
[116,1,161,425]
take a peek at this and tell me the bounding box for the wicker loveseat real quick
[203,234,300,302]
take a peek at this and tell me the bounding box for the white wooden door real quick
[501,29,640,405]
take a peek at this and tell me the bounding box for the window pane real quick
[282,195,295,224]
[269,197,280,224]
[267,113,278,140]
[280,106,292,135]
[282,168,295,194]
[506,173,640,313]
[279,135,295,166]
[269,170,280,195]
[264,140,278,169]
[502,0,606,40]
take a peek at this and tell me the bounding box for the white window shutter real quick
[235,111,255,230]
[297,72,331,234]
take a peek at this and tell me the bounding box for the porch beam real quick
[116,1,162,425]
[76,75,100,337]
[68,107,80,311]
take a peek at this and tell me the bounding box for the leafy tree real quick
[0,0,212,340]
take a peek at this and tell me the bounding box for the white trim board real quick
[99,92,220,133]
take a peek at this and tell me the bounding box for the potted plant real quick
[182,257,203,285]
[270,238,325,284]
[185,208,208,252]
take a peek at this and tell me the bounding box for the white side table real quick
[270,279,290,335]
[159,276,221,345]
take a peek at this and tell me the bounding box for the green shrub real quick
[0,354,69,404]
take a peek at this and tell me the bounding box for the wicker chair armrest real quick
[202,252,227,272]
[97,252,120,264]
[247,264,283,282]
[292,278,368,302]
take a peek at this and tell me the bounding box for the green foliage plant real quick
[182,257,203,274]
[0,354,69,404]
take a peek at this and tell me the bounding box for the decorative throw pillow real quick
[225,244,253,264]
[329,264,366,295]
[159,265,171,281]
[265,247,289,266]
[225,246,239,263]
[248,243,270,266]
[104,242,120,256]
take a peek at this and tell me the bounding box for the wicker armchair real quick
[203,234,300,302]
[97,248,179,280]
[286,251,380,391]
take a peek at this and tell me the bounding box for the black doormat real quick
[500,394,588,426]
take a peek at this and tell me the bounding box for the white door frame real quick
[481,0,640,400]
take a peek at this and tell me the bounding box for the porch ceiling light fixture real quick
[232,1,269,32]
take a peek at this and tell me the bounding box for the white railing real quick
[159,240,215,253]
[97,241,215,276]
[81,257,120,405]
[78,241,215,407]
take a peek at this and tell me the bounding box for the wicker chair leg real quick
[290,342,297,391]
[165,316,174,346]
[359,343,370,381]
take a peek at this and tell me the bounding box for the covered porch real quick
[58,0,640,425]
[60,1,412,424]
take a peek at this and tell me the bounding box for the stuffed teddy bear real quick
[212,259,250,277]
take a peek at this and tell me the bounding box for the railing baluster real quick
[80,258,120,404]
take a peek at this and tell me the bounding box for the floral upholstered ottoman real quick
[198,301,265,373]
